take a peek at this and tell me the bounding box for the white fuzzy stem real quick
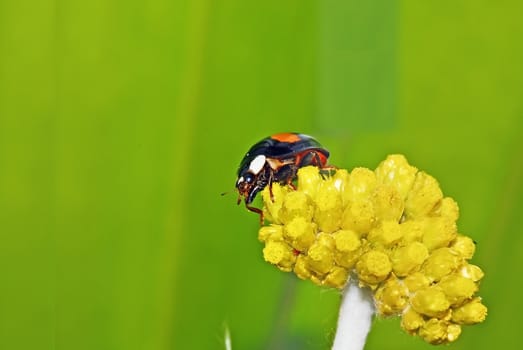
[332,279,375,350]
[224,325,232,350]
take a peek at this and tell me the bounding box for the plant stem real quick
[332,279,374,350]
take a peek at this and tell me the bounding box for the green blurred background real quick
[1,0,522,349]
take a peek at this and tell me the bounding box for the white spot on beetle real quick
[249,155,266,174]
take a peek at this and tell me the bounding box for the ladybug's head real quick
[236,155,269,204]
[236,172,255,200]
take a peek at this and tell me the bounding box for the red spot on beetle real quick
[271,132,302,143]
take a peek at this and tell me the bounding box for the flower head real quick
[258,155,487,344]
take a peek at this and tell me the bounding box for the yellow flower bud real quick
[263,241,296,272]
[356,250,392,286]
[279,191,313,223]
[401,307,424,333]
[411,287,450,317]
[375,154,418,200]
[422,248,461,282]
[334,229,362,252]
[399,220,424,243]
[375,277,409,315]
[368,220,402,248]
[391,242,429,277]
[314,178,343,233]
[451,298,488,325]
[324,266,349,289]
[344,167,377,202]
[435,197,460,222]
[404,272,430,292]
[372,185,404,222]
[447,323,462,342]
[294,255,311,280]
[258,224,283,243]
[317,231,335,250]
[307,234,335,275]
[297,166,322,199]
[405,172,443,219]
[262,183,289,224]
[421,217,457,251]
[283,216,315,252]
[419,318,455,344]
[459,264,484,282]
[333,229,362,269]
[342,200,375,234]
[332,169,350,205]
[450,235,476,260]
[438,274,478,306]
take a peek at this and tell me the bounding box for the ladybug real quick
[236,132,330,220]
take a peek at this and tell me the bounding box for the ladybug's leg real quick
[320,163,338,177]
[299,151,337,178]
[267,171,276,202]
[245,203,264,225]
[299,150,328,167]
[274,164,298,190]
[298,151,319,167]
[319,166,338,180]
[312,151,322,167]
[286,167,298,190]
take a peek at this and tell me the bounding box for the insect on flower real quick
[235,132,330,222]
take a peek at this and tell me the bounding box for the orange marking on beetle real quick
[271,132,301,143]
[294,150,328,168]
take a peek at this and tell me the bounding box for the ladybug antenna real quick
[220,189,236,197]
[221,190,244,206]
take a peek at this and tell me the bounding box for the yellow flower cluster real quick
[258,155,487,344]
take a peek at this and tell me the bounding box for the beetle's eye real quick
[244,173,254,183]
